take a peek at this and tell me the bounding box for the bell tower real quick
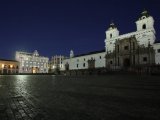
[136,9,154,31]
[70,50,74,58]
[105,22,119,52]
[135,9,156,46]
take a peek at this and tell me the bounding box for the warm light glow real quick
[10,65,13,68]
[52,65,56,69]
[33,69,36,73]
[2,64,4,68]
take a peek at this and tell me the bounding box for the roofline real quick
[64,49,106,60]
[0,59,19,62]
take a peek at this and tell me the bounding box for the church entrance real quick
[123,58,130,68]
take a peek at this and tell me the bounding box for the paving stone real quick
[0,104,7,113]
[1,75,160,120]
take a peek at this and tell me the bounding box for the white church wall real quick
[153,43,160,64]
[62,52,106,70]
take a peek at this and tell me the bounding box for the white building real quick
[49,55,66,72]
[153,43,160,64]
[63,10,160,71]
[105,10,160,65]
[105,11,156,52]
[15,50,49,73]
[62,50,106,70]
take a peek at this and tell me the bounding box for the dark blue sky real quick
[0,0,159,59]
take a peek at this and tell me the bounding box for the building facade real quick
[153,43,160,64]
[0,59,19,74]
[63,10,160,71]
[105,10,160,68]
[15,50,49,73]
[105,10,160,69]
[106,36,155,69]
[49,55,66,72]
[63,50,106,70]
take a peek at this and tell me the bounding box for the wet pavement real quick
[0,75,160,120]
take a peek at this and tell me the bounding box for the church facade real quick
[62,10,160,71]
[106,36,155,69]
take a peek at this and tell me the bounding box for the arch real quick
[83,63,85,67]
[123,58,130,68]
[142,24,146,29]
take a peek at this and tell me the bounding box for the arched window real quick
[110,34,112,38]
[142,24,146,29]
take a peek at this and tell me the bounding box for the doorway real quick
[123,58,130,68]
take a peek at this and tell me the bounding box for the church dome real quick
[33,50,39,56]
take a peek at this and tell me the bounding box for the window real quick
[124,46,129,50]
[143,57,147,62]
[84,58,85,61]
[77,64,79,68]
[157,49,160,53]
[142,16,146,19]
[110,34,112,38]
[142,24,146,29]
[77,59,79,62]
[110,61,113,64]
[83,63,85,67]
[99,56,101,59]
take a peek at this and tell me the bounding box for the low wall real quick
[61,65,160,76]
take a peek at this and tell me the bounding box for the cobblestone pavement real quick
[0,95,50,120]
[0,75,160,120]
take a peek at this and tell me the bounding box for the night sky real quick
[0,0,159,59]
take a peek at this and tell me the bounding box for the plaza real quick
[0,75,160,120]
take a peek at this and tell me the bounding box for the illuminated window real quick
[10,65,13,68]
[2,64,4,68]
